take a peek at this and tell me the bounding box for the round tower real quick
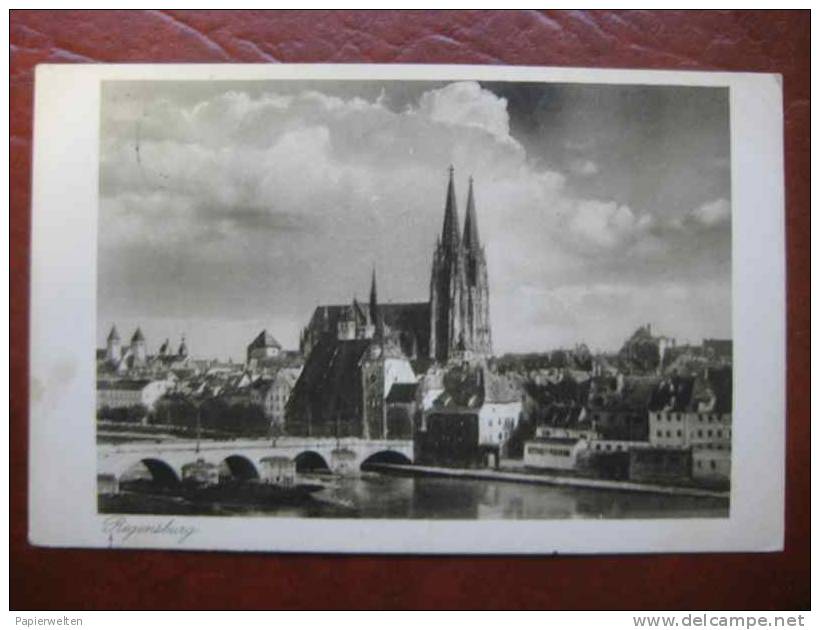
[105,325,121,363]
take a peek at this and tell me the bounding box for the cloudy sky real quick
[98,79,731,360]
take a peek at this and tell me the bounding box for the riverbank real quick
[371,463,730,500]
[99,471,728,519]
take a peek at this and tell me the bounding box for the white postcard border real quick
[28,64,785,554]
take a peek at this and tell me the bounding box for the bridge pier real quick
[97,438,415,494]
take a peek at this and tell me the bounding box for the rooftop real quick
[248,329,282,350]
[386,382,418,404]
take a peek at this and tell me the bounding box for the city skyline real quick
[98,79,731,361]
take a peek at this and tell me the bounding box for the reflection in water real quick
[102,471,728,520]
[318,474,727,520]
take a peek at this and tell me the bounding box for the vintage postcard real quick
[29,64,785,554]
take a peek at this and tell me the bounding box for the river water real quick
[100,471,728,520]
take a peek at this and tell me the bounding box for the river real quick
[99,471,728,520]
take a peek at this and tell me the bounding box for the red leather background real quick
[10,10,810,610]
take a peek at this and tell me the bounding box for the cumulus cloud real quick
[569,158,599,176]
[98,80,732,357]
[688,198,731,227]
[562,200,653,250]
[416,81,512,141]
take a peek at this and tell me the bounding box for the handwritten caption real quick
[102,516,198,545]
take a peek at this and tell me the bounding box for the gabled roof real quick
[620,375,661,410]
[275,367,302,387]
[693,366,733,414]
[97,379,155,391]
[649,375,696,412]
[386,382,418,404]
[249,329,281,350]
[251,377,274,392]
[307,301,431,358]
[483,370,520,404]
[287,337,372,424]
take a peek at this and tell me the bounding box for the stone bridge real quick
[97,437,414,488]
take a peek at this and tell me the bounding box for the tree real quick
[506,415,535,459]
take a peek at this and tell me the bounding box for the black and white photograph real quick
[94,76,734,520]
[27,64,784,554]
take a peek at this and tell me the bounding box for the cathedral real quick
[299,166,492,366]
[429,166,493,363]
[287,167,494,439]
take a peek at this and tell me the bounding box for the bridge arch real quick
[219,455,260,481]
[121,458,181,487]
[360,450,413,470]
[294,450,331,473]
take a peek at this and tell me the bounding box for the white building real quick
[692,445,731,484]
[523,437,588,471]
[96,378,169,410]
[270,367,302,430]
[478,370,522,457]
[381,357,417,397]
[649,410,732,449]
[536,425,596,440]
[478,401,522,450]
[588,439,647,455]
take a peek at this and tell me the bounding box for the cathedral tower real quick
[369,267,383,340]
[462,176,493,355]
[429,167,492,363]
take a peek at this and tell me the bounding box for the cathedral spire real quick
[463,175,480,251]
[369,267,383,340]
[369,267,378,313]
[441,165,460,252]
